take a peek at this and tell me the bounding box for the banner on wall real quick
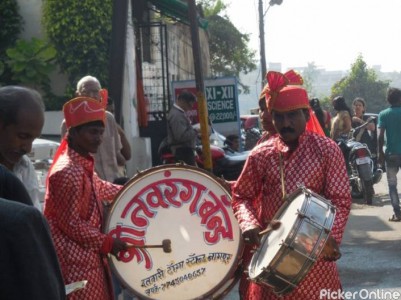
[171,77,240,137]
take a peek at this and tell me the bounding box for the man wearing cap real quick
[44,97,127,300]
[232,71,351,299]
[61,75,129,183]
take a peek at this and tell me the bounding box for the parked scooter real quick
[195,144,249,180]
[337,119,383,204]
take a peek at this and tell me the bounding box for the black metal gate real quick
[137,22,171,166]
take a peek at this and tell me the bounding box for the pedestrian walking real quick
[378,87,401,222]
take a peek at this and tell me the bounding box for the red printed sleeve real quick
[93,174,123,204]
[47,169,109,251]
[231,154,263,232]
[322,142,352,244]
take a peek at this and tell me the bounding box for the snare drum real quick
[104,165,243,300]
[248,187,336,295]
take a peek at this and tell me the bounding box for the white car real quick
[28,138,60,162]
[28,138,60,205]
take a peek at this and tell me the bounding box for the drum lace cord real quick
[279,152,287,201]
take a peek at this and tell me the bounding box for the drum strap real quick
[91,181,105,230]
[279,152,287,201]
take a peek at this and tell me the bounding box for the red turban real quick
[63,97,106,129]
[263,70,325,136]
[264,70,309,112]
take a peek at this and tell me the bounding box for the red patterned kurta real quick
[44,147,122,300]
[232,131,351,300]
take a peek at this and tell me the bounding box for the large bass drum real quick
[104,165,243,300]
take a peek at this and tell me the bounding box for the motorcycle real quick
[158,139,249,181]
[195,144,249,181]
[337,119,383,204]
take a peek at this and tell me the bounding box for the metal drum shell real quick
[248,187,336,296]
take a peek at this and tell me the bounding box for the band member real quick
[44,97,127,300]
[60,75,128,183]
[232,71,351,299]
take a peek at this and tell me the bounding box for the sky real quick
[225,0,401,72]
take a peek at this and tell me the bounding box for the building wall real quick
[17,0,43,39]
[16,0,69,96]
[167,22,211,82]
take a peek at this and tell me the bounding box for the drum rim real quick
[248,186,336,295]
[112,164,231,208]
[104,164,243,300]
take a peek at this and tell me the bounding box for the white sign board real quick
[171,77,241,137]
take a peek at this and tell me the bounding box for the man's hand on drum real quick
[243,227,261,246]
[320,234,342,262]
[111,238,128,260]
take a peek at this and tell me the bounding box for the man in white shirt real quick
[12,155,42,211]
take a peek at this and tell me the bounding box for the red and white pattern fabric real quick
[44,147,122,300]
[232,131,352,300]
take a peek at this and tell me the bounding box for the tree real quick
[4,37,60,109]
[42,0,113,95]
[6,38,56,90]
[331,55,390,113]
[200,0,257,94]
[0,0,23,85]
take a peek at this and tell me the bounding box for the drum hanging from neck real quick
[248,186,336,295]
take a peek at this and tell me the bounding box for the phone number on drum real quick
[145,268,206,296]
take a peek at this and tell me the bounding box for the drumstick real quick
[127,239,172,253]
[259,220,281,236]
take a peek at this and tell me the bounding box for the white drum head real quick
[249,194,304,278]
[105,165,243,300]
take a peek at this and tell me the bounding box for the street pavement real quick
[224,171,401,299]
[337,171,401,298]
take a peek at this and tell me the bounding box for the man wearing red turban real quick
[232,71,352,299]
[44,97,127,300]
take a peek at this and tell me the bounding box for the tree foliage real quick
[0,0,23,84]
[200,0,257,93]
[331,55,390,113]
[6,38,56,88]
[42,0,113,95]
[5,38,62,110]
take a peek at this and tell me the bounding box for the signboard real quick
[171,77,241,137]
